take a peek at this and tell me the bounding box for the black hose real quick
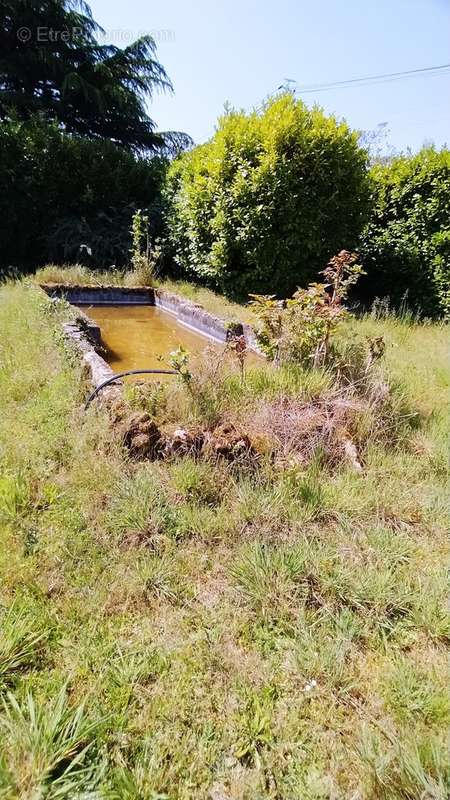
[84,369,177,410]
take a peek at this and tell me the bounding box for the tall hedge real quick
[0,119,167,274]
[359,147,450,317]
[164,94,371,298]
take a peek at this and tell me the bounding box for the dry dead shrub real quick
[244,391,366,469]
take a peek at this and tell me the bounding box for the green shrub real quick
[249,250,364,366]
[164,93,371,298]
[0,119,167,274]
[359,147,450,317]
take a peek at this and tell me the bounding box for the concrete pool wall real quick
[40,284,261,392]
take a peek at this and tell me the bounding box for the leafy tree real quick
[0,118,167,272]
[0,0,189,153]
[359,147,450,317]
[164,94,371,298]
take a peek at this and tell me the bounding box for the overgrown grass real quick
[0,279,448,798]
[155,278,256,323]
[34,264,255,323]
[34,263,128,287]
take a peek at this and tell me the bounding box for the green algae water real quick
[78,304,223,374]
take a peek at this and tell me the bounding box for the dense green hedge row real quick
[358,148,450,316]
[164,99,449,315]
[1,103,449,315]
[0,119,166,274]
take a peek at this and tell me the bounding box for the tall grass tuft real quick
[0,688,105,798]
[0,603,50,690]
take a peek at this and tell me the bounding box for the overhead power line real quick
[285,64,450,94]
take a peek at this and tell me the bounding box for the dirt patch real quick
[163,426,205,458]
[113,407,162,460]
[204,422,254,462]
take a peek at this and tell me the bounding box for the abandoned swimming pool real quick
[40,284,261,392]
[78,303,225,374]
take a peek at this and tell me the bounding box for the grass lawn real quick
[0,279,449,799]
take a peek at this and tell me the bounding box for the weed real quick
[382,657,450,725]
[231,542,309,619]
[137,555,179,603]
[169,458,226,506]
[123,382,168,419]
[128,209,155,286]
[175,502,234,541]
[359,729,450,799]
[234,687,275,767]
[0,603,50,690]
[106,467,178,546]
[0,687,105,798]
[249,250,365,366]
[35,263,126,286]
[0,473,30,524]
[108,757,169,799]
[110,646,168,688]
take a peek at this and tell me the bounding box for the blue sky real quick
[90,0,450,153]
